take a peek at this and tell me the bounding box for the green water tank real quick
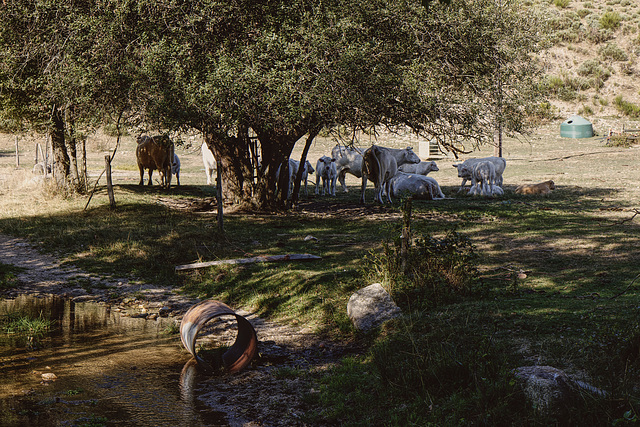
[560,115,593,138]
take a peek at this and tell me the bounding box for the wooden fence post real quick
[105,155,116,208]
[216,159,223,232]
[400,197,412,274]
[14,136,19,167]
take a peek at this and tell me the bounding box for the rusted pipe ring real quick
[180,300,258,373]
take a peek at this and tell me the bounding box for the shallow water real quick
[0,294,229,426]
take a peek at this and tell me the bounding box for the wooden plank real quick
[175,253,322,271]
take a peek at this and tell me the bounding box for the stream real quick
[0,294,230,426]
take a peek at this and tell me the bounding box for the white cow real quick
[171,153,181,186]
[398,161,439,176]
[162,153,181,187]
[389,172,445,201]
[331,145,364,193]
[453,156,506,192]
[315,156,337,196]
[202,143,216,185]
[362,146,398,204]
[361,145,421,204]
[277,159,315,199]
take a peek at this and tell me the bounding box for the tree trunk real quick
[50,106,71,188]
[203,127,254,206]
[290,125,322,207]
[67,107,80,187]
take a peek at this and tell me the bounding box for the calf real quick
[472,161,496,196]
[277,159,315,199]
[398,160,439,176]
[170,153,181,186]
[315,156,337,196]
[389,172,445,201]
[515,180,555,195]
[202,143,215,185]
[453,156,506,192]
[136,135,174,188]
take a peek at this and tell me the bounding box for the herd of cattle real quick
[135,135,555,200]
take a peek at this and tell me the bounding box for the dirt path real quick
[0,233,351,426]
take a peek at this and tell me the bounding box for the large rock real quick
[347,283,401,332]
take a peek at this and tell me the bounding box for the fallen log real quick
[175,253,322,271]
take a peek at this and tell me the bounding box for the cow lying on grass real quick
[398,160,439,176]
[515,180,556,195]
[389,172,445,201]
[136,135,174,189]
[469,183,504,197]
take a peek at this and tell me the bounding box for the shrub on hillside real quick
[600,11,622,30]
[599,43,629,61]
[614,96,640,118]
[554,0,570,8]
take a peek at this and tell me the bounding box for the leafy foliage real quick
[362,230,482,310]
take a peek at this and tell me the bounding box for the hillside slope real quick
[540,0,640,131]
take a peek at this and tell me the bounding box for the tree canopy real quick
[0,0,547,208]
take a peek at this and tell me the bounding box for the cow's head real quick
[427,161,439,172]
[403,147,421,164]
[453,163,471,178]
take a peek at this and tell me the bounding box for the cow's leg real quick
[164,166,172,189]
[457,178,468,193]
[147,169,153,186]
[360,175,368,204]
[385,181,393,204]
[338,169,348,192]
[138,165,145,186]
[176,170,180,186]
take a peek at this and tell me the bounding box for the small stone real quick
[41,373,57,381]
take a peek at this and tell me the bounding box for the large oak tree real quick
[1,0,546,207]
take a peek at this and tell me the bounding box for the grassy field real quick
[1,122,640,423]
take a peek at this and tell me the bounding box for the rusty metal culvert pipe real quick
[180,300,258,373]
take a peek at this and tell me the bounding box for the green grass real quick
[1,128,640,423]
[1,312,53,336]
[0,263,24,289]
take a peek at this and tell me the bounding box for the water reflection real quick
[0,294,229,426]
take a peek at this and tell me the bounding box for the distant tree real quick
[0,0,545,207]
[135,0,545,208]
[0,0,139,191]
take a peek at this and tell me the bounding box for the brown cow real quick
[515,180,556,195]
[136,135,175,188]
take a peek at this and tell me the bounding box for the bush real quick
[599,43,629,61]
[554,0,570,8]
[600,11,622,30]
[362,229,481,310]
[577,59,611,80]
[614,95,640,117]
